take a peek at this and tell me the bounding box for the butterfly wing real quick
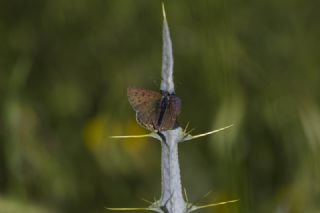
[127,87,161,110]
[135,101,160,131]
[159,95,181,131]
[127,87,162,131]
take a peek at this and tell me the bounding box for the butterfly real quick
[127,87,181,132]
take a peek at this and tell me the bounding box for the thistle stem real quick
[159,130,187,213]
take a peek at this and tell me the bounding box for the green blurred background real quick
[1,0,319,212]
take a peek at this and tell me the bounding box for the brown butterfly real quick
[127,87,181,132]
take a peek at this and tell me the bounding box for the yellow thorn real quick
[188,190,212,210]
[110,134,153,139]
[105,207,151,211]
[185,128,195,136]
[196,199,239,210]
[141,198,153,204]
[183,187,189,202]
[183,122,190,134]
[185,124,234,141]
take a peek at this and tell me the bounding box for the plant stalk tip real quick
[162,2,167,21]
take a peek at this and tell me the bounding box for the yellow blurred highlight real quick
[83,116,106,151]
[83,115,152,166]
[83,116,122,151]
[0,196,56,213]
[121,120,150,155]
[83,116,152,154]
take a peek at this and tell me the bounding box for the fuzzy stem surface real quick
[159,130,186,213]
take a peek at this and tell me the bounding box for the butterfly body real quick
[127,87,181,132]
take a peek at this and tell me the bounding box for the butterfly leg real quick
[160,191,174,213]
[151,121,168,147]
[157,132,168,147]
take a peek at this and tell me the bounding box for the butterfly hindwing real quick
[159,95,181,131]
[127,87,161,111]
[136,99,161,131]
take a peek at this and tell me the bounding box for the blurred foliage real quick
[0,0,320,212]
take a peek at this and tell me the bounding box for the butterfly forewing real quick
[127,87,161,110]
